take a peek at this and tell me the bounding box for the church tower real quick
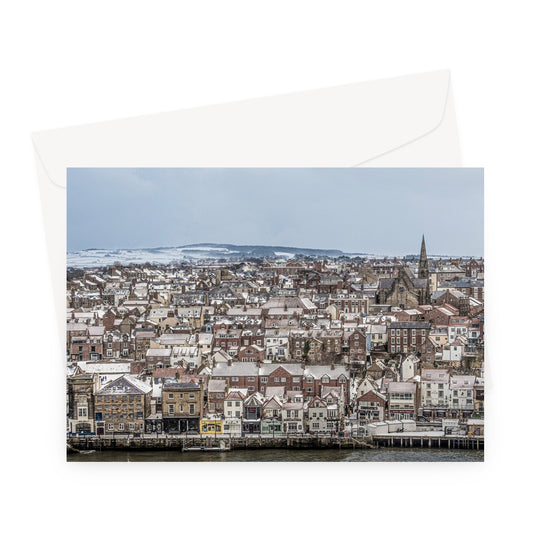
[418,235,429,280]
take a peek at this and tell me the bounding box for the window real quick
[108,424,114,430]
[118,424,124,430]
[168,405,174,414]
[189,404,195,415]
[168,393,174,399]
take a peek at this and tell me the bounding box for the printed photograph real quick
[66,167,484,462]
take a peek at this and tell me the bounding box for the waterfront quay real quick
[68,433,374,453]
[67,432,483,454]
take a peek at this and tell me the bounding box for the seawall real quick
[67,435,375,453]
[67,434,483,453]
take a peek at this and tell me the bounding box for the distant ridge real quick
[68,242,367,268]
[67,242,470,268]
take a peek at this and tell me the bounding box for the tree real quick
[303,341,310,359]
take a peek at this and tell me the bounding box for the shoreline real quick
[68,434,484,454]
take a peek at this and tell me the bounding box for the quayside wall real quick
[67,434,483,453]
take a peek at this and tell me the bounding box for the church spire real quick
[418,235,429,280]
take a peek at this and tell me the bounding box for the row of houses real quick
[68,358,484,436]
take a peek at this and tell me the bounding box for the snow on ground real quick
[273,252,295,259]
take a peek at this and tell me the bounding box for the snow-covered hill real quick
[67,243,374,268]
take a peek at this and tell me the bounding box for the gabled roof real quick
[225,389,246,401]
[97,374,152,395]
[357,389,386,402]
[306,396,327,408]
[263,396,283,410]
[244,392,265,406]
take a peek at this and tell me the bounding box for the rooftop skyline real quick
[67,168,483,256]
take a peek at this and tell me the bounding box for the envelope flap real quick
[33,70,452,188]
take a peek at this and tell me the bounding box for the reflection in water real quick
[69,448,483,462]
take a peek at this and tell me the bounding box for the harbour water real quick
[69,448,483,462]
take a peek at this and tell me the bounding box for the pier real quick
[372,435,483,450]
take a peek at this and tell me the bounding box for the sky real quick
[67,168,484,256]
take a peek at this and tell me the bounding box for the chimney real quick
[227,359,232,366]
[301,362,306,369]
[256,360,261,368]
[331,363,335,370]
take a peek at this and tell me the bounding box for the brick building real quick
[94,375,152,435]
[162,382,203,433]
[388,321,430,354]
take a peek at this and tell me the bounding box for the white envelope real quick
[32,69,461,336]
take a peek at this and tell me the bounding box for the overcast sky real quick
[67,167,483,256]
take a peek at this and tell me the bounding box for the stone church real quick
[376,236,430,308]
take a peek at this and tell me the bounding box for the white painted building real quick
[420,369,451,417]
[449,375,475,414]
